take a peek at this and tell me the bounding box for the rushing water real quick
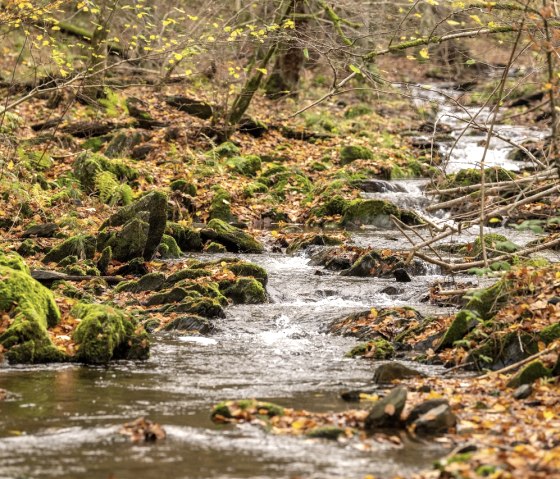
[0,84,552,479]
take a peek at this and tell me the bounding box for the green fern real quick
[94,171,133,206]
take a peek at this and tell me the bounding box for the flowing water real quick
[0,85,552,479]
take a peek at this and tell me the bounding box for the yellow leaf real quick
[419,48,429,59]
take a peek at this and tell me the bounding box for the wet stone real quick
[364,386,407,431]
[411,403,457,436]
[394,268,412,282]
[372,362,424,384]
[513,384,533,400]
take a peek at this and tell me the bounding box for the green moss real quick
[42,235,97,264]
[0,265,63,363]
[72,303,149,364]
[341,199,419,228]
[446,167,516,188]
[96,246,112,275]
[165,222,203,252]
[170,179,197,196]
[227,155,262,177]
[344,104,373,119]
[165,297,225,319]
[437,310,477,350]
[339,145,374,165]
[211,402,233,419]
[345,339,395,359]
[464,280,507,320]
[471,234,518,258]
[16,239,41,257]
[540,323,560,344]
[222,277,267,304]
[158,234,182,259]
[204,241,227,253]
[201,219,264,253]
[99,218,148,263]
[115,272,166,293]
[0,252,30,274]
[227,261,268,286]
[507,360,551,388]
[209,186,233,222]
[314,195,348,218]
[207,141,240,159]
[243,181,269,198]
[163,268,209,288]
[73,151,138,193]
[306,426,346,440]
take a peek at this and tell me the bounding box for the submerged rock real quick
[72,303,149,364]
[372,363,424,384]
[200,219,264,253]
[364,386,407,430]
[163,315,215,334]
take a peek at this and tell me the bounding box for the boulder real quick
[208,187,233,222]
[364,386,408,430]
[339,145,374,165]
[507,360,551,388]
[204,242,227,253]
[165,222,203,252]
[222,277,267,304]
[372,362,424,384]
[21,222,59,238]
[227,261,268,286]
[115,272,166,293]
[512,384,533,400]
[42,235,97,264]
[286,234,344,254]
[341,199,420,229]
[411,403,457,435]
[98,191,168,261]
[200,219,264,253]
[165,297,225,319]
[163,315,215,334]
[405,399,449,425]
[72,303,149,364]
[157,234,182,259]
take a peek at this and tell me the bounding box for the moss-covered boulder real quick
[165,297,225,319]
[287,234,344,254]
[341,199,420,228]
[98,191,167,261]
[157,234,182,259]
[207,141,240,160]
[96,246,112,275]
[16,239,41,257]
[0,252,31,274]
[163,315,215,334]
[165,222,203,252]
[72,303,149,364]
[437,310,479,350]
[204,242,227,253]
[507,361,551,388]
[227,155,262,177]
[222,278,267,304]
[42,235,97,264]
[163,268,209,287]
[115,272,166,293]
[470,233,518,259]
[444,167,516,189]
[200,219,264,253]
[170,179,197,197]
[73,151,138,193]
[208,187,233,222]
[243,181,269,198]
[227,260,268,286]
[0,264,64,363]
[339,145,374,165]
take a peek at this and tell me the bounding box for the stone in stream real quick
[354,179,407,193]
[373,362,424,384]
[405,399,449,425]
[513,384,533,400]
[163,315,215,334]
[364,386,408,430]
[200,219,264,253]
[410,403,457,436]
[393,268,412,282]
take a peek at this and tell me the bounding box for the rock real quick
[157,234,182,259]
[227,260,268,286]
[21,222,59,238]
[200,219,264,253]
[115,272,166,293]
[355,180,406,193]
[131,144,157,160]
[437,310,478,351]
[238,116,268,137]
[411,403,457,435]
[507,360,551,388]
[394,268,411,282]
[104,130,145,158]
[0,259,64,363]
[163,315,215,334]
[339,145,374,165]
[0,251,31,273]
[96,246,112,275]
[513,384,533,400]
[286,234,344,254]
[145,287,190,306]
[222,277,267,304]
[98,191,168,261]
[165,222,203,252]
[306,426,346,440]
[364,386,408,430]
[204,241,227,253]
[405,399,449,425]
[72,303,149,364]
[163,268,209,287]
[114,257,148,276]
[42,235,97,264]
[73,151,138,193]
[372,363,424,384]
[346,339,394,359]
[340,252,383,277]
[208,187,233,222]
[226,155,262,177]
[165,297,225,319]
[341,199,420,229]
[380,286,400,296]
[165,95,213,119]
[170,179,197,197]
[17,239,41,257]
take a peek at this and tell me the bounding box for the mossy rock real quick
[227,261,268,286]
[207,141,240,159]
[16,239,41,257]
[165,297,225,319]
[204,242,227,253]
[437,310,479,350]
[170,179,197,196]
[72,303,149,364]
[540,323,560,344]
[227,155,262,177]
[463,280,507,321]
[209,187,233,222]
[312,195,348,218]
[164,268,209,287]
[507,360,551,388]
[96,246,112,275]
[158,234,182,259]
[470,234,518,259]
[163,315,215,334]
[344,104,373,119]
[306,426,347,440]
[98,191,168,261]
[222,277,267,304]
[146,287,191,306]
[341,199,419,228]
[177,281,227,306]
[346,339,395,359]
[445,167,516,188]
[115,272,166,293]
[200,219,264,254]
[467,332,538,371]
[243,181,269,198]
[52,280,93,301]
[339,145,374,165]
[165,222,203,252]
[63,262,100,277]
[73,151,138,193]
[0,264,64,363]
[0,252,31,274]
[287,234,344,254]
[42,235,97,264]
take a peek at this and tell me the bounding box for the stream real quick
[0,85,551,479]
